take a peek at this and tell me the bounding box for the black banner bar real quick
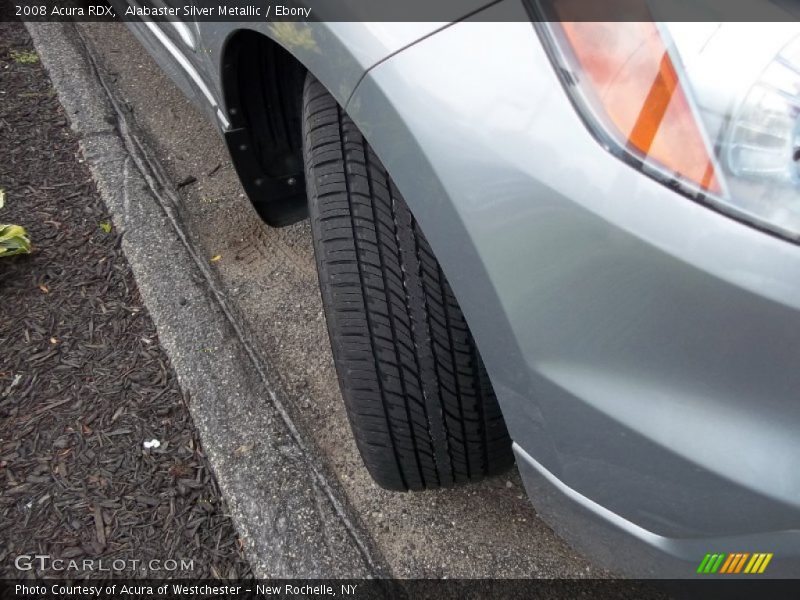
[4,579,800,600]
[4,0,800,23]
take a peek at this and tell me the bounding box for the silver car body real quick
[124,0,800,577]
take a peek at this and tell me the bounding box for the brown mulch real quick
[0,20,252,579]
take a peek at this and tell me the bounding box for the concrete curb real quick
[25,21,385,579]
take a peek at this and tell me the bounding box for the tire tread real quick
[303,75,513,490]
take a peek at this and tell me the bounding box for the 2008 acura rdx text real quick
[118,0,800,577]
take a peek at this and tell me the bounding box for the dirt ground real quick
[0,20,251,579]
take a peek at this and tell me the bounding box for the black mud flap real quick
[224,127,308,227]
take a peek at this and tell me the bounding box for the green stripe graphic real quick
[697,554,712,573]
[706,554,719,573]
[697,553,729,574]
[710,554,726,573]
[705,554,718,573]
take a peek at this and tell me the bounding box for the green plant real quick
[0,189,32,258]
[10,50,39,64]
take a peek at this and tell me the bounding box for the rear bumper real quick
[348,1,800,576]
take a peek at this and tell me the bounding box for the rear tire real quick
[302,75,513,491]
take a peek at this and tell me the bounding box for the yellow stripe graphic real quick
[747,554,764,573]
[758,553,773,574]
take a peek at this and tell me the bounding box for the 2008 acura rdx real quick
[119,0,800,577]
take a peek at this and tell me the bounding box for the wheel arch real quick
[220,30,310,227]
[218,27,519,452]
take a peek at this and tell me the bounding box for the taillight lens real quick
[537,15,800,243]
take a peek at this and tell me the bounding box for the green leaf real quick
[99,221,112,233]
[10,50,39,65]
[0,223,32,257]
